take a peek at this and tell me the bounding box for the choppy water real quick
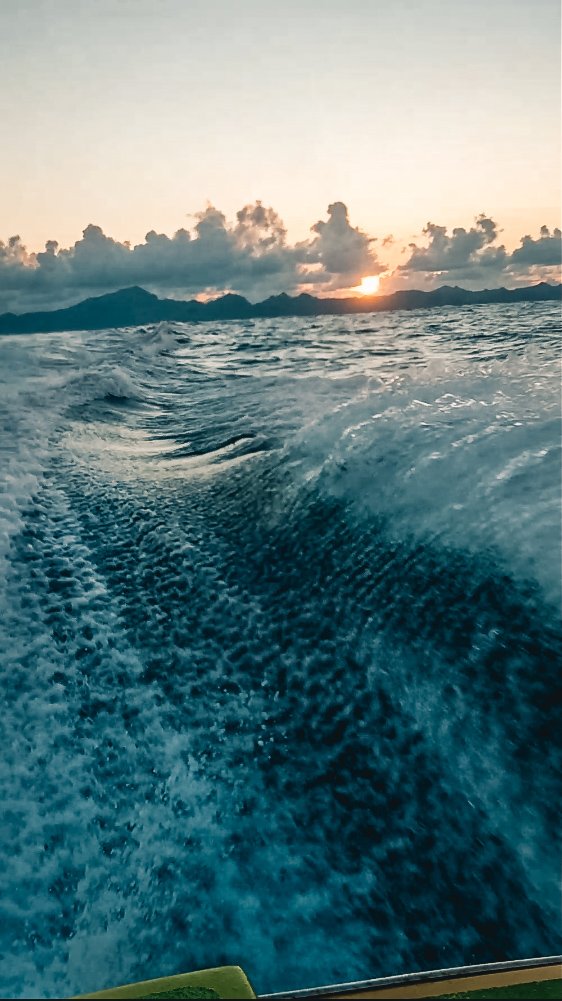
[0,302,561,999]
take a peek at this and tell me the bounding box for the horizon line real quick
[2,278,561,320]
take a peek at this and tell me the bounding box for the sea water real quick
[0,302,560,998]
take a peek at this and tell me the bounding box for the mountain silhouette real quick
[0,282,560,335]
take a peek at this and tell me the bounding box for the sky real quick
[0,0,560,311]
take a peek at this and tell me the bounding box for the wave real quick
[0,304,560,998]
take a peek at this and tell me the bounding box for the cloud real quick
[510,226,562,267]
[398,215,561,288]
[302,201,382,287]
[0,235,35,273]
[234,202,287,251]
[0,205,560,313]
[400,215,508,276]
[0,201,387,313]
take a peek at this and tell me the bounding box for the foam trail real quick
[0,303,560,998]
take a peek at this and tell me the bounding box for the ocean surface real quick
[0,302,560,999]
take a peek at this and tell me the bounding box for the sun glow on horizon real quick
[357,275,380,295]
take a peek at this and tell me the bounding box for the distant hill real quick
[0,281,560,335]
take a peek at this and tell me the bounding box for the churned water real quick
[0,302,560,998]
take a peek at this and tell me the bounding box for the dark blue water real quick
[0,303,560,998]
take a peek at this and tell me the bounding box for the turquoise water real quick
[0,303,560,998]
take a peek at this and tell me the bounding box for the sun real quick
[357,275,380,295]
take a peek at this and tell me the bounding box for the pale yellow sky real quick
[0,0,560,308]
[2,0,560,247]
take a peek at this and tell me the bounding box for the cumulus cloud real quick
[400,215,508,276]
[0,235,35,272]
[302,201,382,287]
[398,214,561,288]
[234,202,287,251]
[0,204,560,313]
[0,201,387,313]
[510,226,562,267]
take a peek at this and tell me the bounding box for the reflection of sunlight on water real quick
[0,303,560,998]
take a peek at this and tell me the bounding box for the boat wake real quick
[0,304,560,997]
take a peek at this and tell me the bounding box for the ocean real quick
[0,302,560,998]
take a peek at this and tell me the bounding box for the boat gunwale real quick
[258,955,562,999]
